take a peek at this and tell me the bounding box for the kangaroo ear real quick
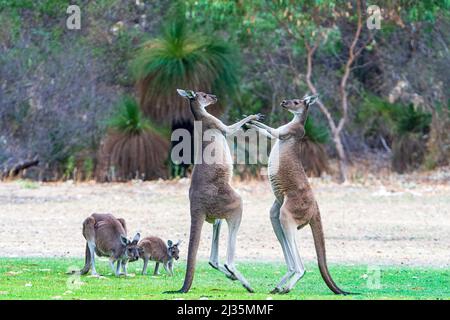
[131,232,140,245]
[177,89,196,99]
[167,240,173,247]
[303,94,319,106]
[176,239,182,246]
[120,235,129,246]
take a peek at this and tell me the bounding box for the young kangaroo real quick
[247,95,349,294]
[169,89,262,293]
[138,237,181,276]
[80,213,140,276]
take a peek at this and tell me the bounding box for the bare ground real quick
[0,172,449,267]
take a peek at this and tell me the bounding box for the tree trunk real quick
[333,132,347,183]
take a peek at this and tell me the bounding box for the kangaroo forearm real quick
[252,122,281,139]
[226,116,254,135]
[251,120,272,131]
[252,126,277,139]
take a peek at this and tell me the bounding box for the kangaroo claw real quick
[270,287,281,294]
[163,289,187,294]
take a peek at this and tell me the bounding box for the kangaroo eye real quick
[294,101,299,105]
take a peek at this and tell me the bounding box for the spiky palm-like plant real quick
[300,117,330,177]
[132,19,238,124]
[96,97,169,182]
[392,104,431,173]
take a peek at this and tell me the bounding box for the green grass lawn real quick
[0,258,448,300]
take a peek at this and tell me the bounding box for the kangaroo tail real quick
[79,243,91,275]
[310,212,349,295]
[179,216,205,293]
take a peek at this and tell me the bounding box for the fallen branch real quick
[2,157,39,178]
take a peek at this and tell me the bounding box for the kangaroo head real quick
[280,94,319,114]
[167,239,181,260]
[120,232,141,262]
[177,89,218,108]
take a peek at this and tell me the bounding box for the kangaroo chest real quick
[194,129,233,183]
[268,139,308,198]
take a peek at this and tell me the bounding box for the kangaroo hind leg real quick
[209,219,237,280]
[223,211,254,293]
[277,205,305,294]
[82,216,98,276]
[270,200,297,293]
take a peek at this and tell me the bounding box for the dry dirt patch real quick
[0,178,449,267]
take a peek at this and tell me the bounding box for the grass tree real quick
[95,96,169,182]
[132,19,238,125]
[131,17,238,176]
[392,104,431,173]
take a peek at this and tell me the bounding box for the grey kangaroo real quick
[169,89,262,293]
[138,237,180,276]
[247,94,349,294]
[80,213,140,276]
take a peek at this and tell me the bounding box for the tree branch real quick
[337,0,363,133]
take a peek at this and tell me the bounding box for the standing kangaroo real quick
[139,237,181,276]
[80,213,141,276]
[170,89,261,293]
[247,94,349,294]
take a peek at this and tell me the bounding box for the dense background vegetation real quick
[0,0,449,182]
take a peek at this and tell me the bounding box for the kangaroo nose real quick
[282,100,286,104]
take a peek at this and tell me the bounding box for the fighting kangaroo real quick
[247,94,349,294]
[170,89,261,293]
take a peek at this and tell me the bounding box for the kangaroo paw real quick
[163,289,188,294]
[279,287,291,294]
[208,261,219,270]
[270,287,281,294]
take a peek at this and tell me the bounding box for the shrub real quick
[95,97,169,181]
[391,104,431,173]
[131,17,238,124]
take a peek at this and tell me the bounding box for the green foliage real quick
[401,0,450,22]
[108,97,152,135]
[83,158,94,180]
[0,0,67,17]
[304,117,330,144]
[357,94,401,139]
[396,104,431,135]
[229,89,264,122]
[16,179,39,189]
[132,18,238,98]
[131,5,240,124]
[64,155,76,179]
[357,95,431,138]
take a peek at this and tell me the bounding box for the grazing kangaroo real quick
[247,95,349,294]
[170,89,261,293]
[80,213,140,276]
[138,237,181,276]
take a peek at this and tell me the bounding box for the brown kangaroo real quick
[80,213,140,276]
[247,94,349,294]
[138,237,181,276]
[168,89,261,293]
